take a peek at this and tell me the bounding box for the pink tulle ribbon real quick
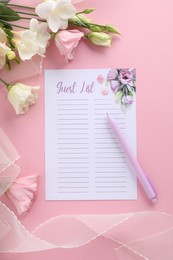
[0,128,38,215]
[1,130,173,258]
[0,206,173,259]
[0,128,20,196]
[0,56,42,87]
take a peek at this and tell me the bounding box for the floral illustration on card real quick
[107,68,136,106]
[97,69,136,106]
[97,74,109,95]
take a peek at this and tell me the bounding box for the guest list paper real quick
[44,69,137,200]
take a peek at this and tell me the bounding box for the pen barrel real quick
[107,115,157,201]
[128,157,157,200]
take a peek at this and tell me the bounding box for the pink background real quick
[1,0,173,259]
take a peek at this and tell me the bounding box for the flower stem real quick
[0,78,9,88]
[10,24,29,29]
[20,16,33,20]
[20,16,46,23]
[16,11,38,17]
[6,3,35,10]
[2,21,29,29]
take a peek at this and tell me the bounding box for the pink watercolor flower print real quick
[97,74,105,84]
[106,68,136,107]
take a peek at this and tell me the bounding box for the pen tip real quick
[151,197,157,203]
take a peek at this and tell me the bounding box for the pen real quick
[107,113,157,203]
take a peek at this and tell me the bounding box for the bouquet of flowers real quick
[0,0,120,114]
[107,68,136,106]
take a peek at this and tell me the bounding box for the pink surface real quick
[0,0,173,259]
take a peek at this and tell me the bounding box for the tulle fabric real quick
[0,128,20,196]
[0,56,42,86]
[0,205,173,259]
[0,128,39,215]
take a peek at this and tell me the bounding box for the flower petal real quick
[55,29,83,62]
[7,84,40,115]
[58,3,76,20]
[30,18,38,32]
[0,28,7,43]
[48,15,61,32]
[59,19,68,30]
[35,2,54,19]
[6,174,39,215]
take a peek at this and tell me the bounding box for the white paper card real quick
[45,69,137,200]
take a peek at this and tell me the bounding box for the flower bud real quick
[82,8,95,14]
[69,15,81,23]
[87,32,112,47]
[87,24,103,32]
[77,14,92,23]
[7,50,16,60]
[69,15,85,26]
[105,24,121,34]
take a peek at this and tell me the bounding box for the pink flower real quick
[97,74,105,84]
[110,80,120,93]
[101,88,109,95]
[6,174,39,215]
[119,69,134,86]
[122,95,134,106]
[107,69,118,80]
[54,29,84,62]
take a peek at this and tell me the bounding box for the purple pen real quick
[107,114,157,203]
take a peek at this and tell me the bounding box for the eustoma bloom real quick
[7,83,40,114]
[54,29,84,62]
[6,174,39,215]
[0,78,40,115]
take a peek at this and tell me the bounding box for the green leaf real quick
[0,3,20,21]
[0,0,11,3]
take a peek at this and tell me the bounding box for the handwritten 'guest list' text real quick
[56,81,95,94]
[44,69,137,200]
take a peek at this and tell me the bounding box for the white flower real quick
[30,18,51,57]
[0,28,7,43]
[35,0,76,33]
[0,28,11,69]
[0,43,11,69]
[15,30,38,61]
[7,83,40,114]
[15,19,51,61]
[6,50,16,60]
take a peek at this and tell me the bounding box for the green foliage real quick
[0,0,11,3]
[0,2,20,21]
